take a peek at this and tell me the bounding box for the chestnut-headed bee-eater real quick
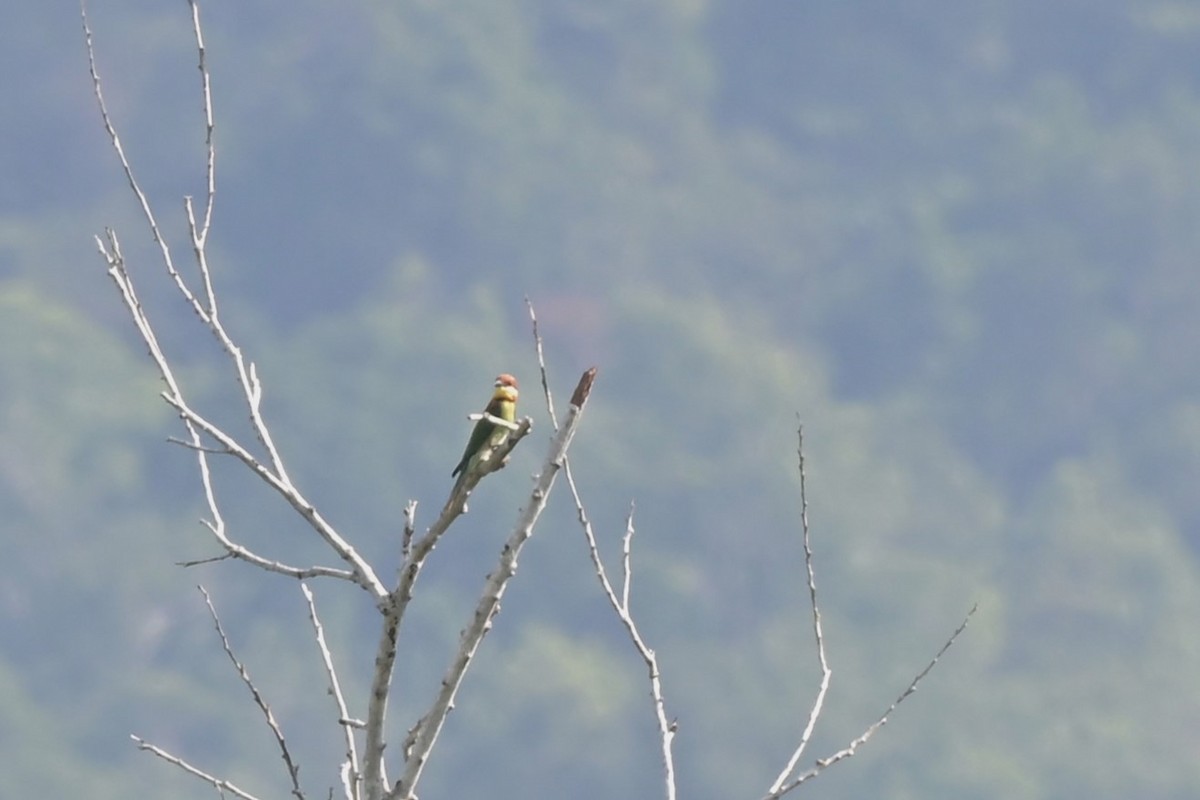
[451,374,519,486]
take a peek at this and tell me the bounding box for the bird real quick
[450,374,519,489]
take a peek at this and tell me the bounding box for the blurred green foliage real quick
[2,1,1199,798]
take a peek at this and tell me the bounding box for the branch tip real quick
[570,367,598,408]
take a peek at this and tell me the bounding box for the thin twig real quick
[185,534,358,581]
[767,425,831,794]
[538,295,675,798]
[131,735,263,800]
[762,426,976,797]
[769,604,978,797]
[186,0,216,248]
[570,483,676,799]
[530,302,677,792]
[177,553,235,568]
[167,436,232,454]
[525,298,558,426]
[82,4,209,323]
[301,583,361,800]
[177,0,289,482]
[467,411,522,431]
[199,585,306,800]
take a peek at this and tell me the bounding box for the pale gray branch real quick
[162,392,386,596]
[767,603,978,798]
[570,485,677,800]
[525,298,558,424]
[199,585,305,800]
[467,411,521,431]
[82,5,210,324]
[87,2,385,600]
[530,301,678,799]
[388,368,598,800]
[302,583,361,800]
[185,0,216,247]
[361,417,533,800]
[761,428,977,798]
[767,425,831,795]
[131,735,263,800]
[188,527,359,582]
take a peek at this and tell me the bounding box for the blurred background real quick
[3,1,1199,797]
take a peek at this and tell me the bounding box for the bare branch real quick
[97,228,335,584]
[767,425,831,794]
[619,508,635,612]
[534,297,677,797]
[439,416,533,517]
[532,305,679,792]
[302,583,361,800]
[99,231,359,589]
[467,411,522,431]
[361,417,533,799]
[186,0,216,247]
[90,9,610,800]
[762,428,976,798]
[525,298,558,425]
[389,368,598,800]
[769,603,978,797]
[173,0,291,484]
[400,500,417,562]
[164,392,386,596]
[89,8,975,800]
[569,367,598,409]
[131,735,263,800]
[167,436,232,454]
[199,585,306,800]
[88,2,385,599]
[82,4,210,325]
[177,553,236,568]
[571,487,677,798]
[108,238,376,589]
[187,528,360,581]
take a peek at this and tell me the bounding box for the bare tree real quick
[82,4,973,799]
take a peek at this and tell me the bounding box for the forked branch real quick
[529,300,678,800]
[766,425,831,793]
[776,602,977,794]
[384,368,599,800]
[88,5,600,800]
[575,496,678,800]
[131,586,305,800]
[83,1,385,599]
[361,415,533,800]
[763,427,976,799]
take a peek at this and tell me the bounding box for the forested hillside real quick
[3,1,1199,798]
